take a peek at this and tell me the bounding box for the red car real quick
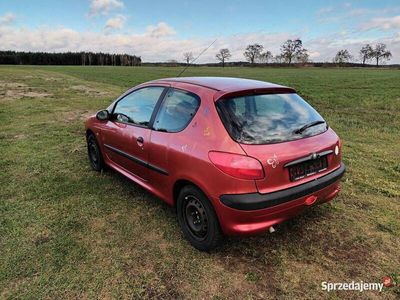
[85,77,345,251]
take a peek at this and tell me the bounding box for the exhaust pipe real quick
[269,226,276,233]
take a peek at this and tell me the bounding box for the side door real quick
[101,86,167,181]
[148,88,201,196]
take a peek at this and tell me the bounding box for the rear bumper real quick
[220,163,345,211]
[214,163,346,235]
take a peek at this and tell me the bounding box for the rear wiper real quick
[293,120,326,134]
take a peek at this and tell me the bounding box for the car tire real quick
[87,133,105,171]
[177,185,223,251]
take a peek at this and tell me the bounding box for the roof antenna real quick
[177,39,217,77]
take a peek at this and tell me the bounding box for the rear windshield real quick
[216,93,327,144]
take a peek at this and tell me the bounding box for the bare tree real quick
[280,39,307,65]
[359,44,373,65]
[183,52,194,65]
[334,49,353,65]
[258,51,273,63]
[244,44,264,64]
[215,48,232,67]
[371,43,392,66]
[295,51,309,64]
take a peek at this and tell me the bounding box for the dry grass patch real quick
[70,85,111,97]
[0,80,53,100]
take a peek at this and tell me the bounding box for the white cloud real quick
[89,0,124,16]
[316,3,400,24]
[105,15,126,30]
[0,12,16,24]
[0,22,398,63]
[317,7,334,16]
[361,15,400,31]
[0,24,291,62]
[309,51,321,59]
[145,22,176,38]
[306,33,399,63]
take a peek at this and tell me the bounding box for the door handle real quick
[136,136,144,144]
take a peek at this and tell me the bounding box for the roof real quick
[154,77,293,93]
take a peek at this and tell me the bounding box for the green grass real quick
[1,65,399,299]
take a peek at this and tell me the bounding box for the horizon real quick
[2,49,399,66]
[0,0,399,63]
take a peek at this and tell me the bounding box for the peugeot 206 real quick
[85,77,345,251]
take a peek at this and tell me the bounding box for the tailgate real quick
[240,128,342,194]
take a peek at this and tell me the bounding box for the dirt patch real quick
[14,134,27,140]
[21,91,52,98]
[0,80,52,100]
[70,85,110,97]
[61,110,93,122]
[142,230,170,252]
[90,217,107,231]
[1,82,27,88]
[43,77,62,82]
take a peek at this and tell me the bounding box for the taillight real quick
[208,151,265,180]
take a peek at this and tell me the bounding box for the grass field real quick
[1,65,399,299]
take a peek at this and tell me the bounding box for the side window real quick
[113,87,165,126]
[153,89,200,132]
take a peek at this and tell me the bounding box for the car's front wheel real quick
[177,185,223,251]
[87,133,104,171]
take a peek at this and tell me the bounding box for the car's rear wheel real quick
[177,185,223,251]
[87,133,104,171]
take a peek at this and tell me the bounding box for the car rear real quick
[210,89,345,235]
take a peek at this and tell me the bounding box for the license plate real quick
[289,156,328,181]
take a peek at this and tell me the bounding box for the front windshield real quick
[216,93,327,144]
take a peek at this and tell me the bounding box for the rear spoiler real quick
[213,87,296,102]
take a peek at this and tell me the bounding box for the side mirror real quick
[96,110,109,121]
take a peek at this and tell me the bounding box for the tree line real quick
[334,43,392,66]
[185,39,393,67]
[208,40,307,67]
[0,51,141,66]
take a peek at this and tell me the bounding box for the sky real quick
[0,0,399,63]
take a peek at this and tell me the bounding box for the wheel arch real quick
[86,129,95,138]
[172,179,210,208]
